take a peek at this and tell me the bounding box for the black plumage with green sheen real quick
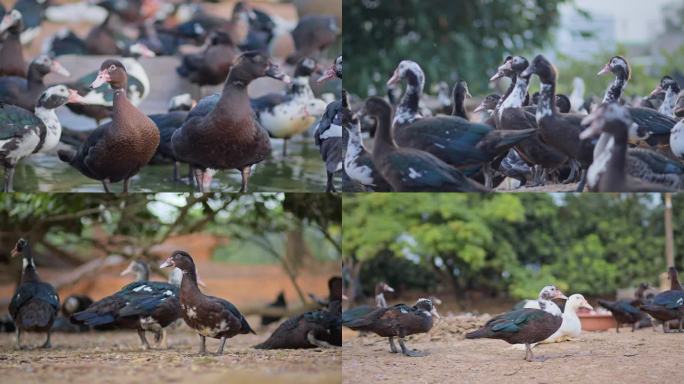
[9,238,60,349]
[360,96,488,192]
[598,283,649,332]
[640,267,684,332]
[466,308,562,361]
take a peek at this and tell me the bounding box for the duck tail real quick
[487,128,537,153]
[57,149,76,164]
[597,299,617,312]
[465,327,490,339]
[18,300,54,329]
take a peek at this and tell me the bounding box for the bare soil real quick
[342,314,684,384]
[0,324,341,384]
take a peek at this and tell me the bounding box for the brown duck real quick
[0,10,27,78]
[171,51,290,192]
[58,60,160,193]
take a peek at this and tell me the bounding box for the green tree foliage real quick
[343,194,683,299]
[343,0,569,97]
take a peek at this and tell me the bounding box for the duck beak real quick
[342,294,349,301]
[386,69,401,86]
[10,244,20,258]
[489,70,504,82]
[159,257,174,269]
[555,291,568,300]
[464,87,472,98]
[385,285,395,293]
[265,63,291,84]
[0,14,13,34]
[580,123,602,140]
[473,103,487,113]
[431,307,441,320]
[67,89,85,104]
[582,299,593,310]
[89,70,110,89]
[317,66,337,83]
[120,262,136,276]
[649,84,664,97]
[50,60,71,77]
[597,63,611,76]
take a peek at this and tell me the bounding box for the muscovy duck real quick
[0,55,71,112]
[640,266,684,333]
[540,294,592,344]
[1,85,84,192]
[65,46,154,125]
[521,55,597,191]
[171,52,289,192]
[160,251,255,355]
[521,285,567,316]
[580,103,680,191]
[9,238,60,349]
[343,104,391,192]
[651,76,680,117]
[344,298,439,357]
[450,80,471,119]
[149,93,195,182]
[0,10,27,78]
[358,96,488,192]
[58,60,160,193]
[238,7,275,52]
[598,283,650,332]
[315,56,343,192]
[388,60,536,187]
[251,57,327,156]
[72,260,182,349]
[597,56,677,146]
[466,308,562,362]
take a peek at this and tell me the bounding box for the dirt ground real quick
[342,314,684,384]
[0,322,341,384]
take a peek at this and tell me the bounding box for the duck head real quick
[37,85,86,109]
[668,266,681,289]
[489,55,514,81]
[580,102,638,140]
[565,294,593,312]
[650,75,680,97]
[375,282,395,295]
[229,51,291,85]
[318,56,342,82]
[453,80,472,100]
[0,9,22,34]
[473,94,501,113]
[538,285,567,301]
[355,96,392,123]
[32,55,71,78]
[120,260,149,281]
[555,94,571,113]
[233,1,257,22]
[597,56,630,79]
[126,42,156,59]
[11,238,35,271]
[414,298,440,319]
[294,57,318,78]
[520,55,556,84]
[387,60,425,89]
[159,250,206,287]
[90,60,128,90]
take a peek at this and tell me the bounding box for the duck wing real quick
[0,103,46,152]
[629,107,677,136]
[9,281,59,320]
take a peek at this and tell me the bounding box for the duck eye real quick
[108,65,116,72]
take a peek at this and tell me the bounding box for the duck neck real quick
[670,270,682,290]
[291,76,314,100]
[180,266,202,297]
[372,105,396,154]
[536,79,558,120]
[658,88,677,117]
[344,122,364,164]
[20,245,40,284]
[218,74,252,119]
[26,66,45,90]
[497,75,517,110]
[393,75,423,126]
[452,91,467,118]
[501,75,529,110]
[588,129,626,190]
[375,293,387,308]
[135,265,150,282]
[33,107,61,153]
[602,73,627,104]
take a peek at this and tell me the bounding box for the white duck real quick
[523,285,568,316]
[539,293,593,344]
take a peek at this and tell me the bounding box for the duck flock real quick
[342,53,684,192]
[6,238,342,353]
[0,0,342,192]
[342,269,684,361]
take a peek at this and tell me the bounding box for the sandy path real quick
[342,316,683,384]
[0,324,341,384]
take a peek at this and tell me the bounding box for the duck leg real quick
[483,164,493,189]
[398,337,426,357]
[616,323,621,333]
[388,337,398,353]
[283,138,288,157]
[562,160,578,184]
[102,179,112,193]
[575,168,587,192]
[41,331,52,348]
[193,168,205,193]
[215,336,227,355]
[326,172,336,192]
[524,343,532,361]
[155,329,168,349]
[15,329,23,349]
[123,178,131,193]
[4,165,15,192]
[307,331,333,348]
[198,335,207,355]
[137,329,150,350]
[240,166,252,193]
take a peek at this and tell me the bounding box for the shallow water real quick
[12,137,333,193]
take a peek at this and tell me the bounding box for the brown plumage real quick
[0,10,27,78]
[58,60,160,193]
[176,31,240,86]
